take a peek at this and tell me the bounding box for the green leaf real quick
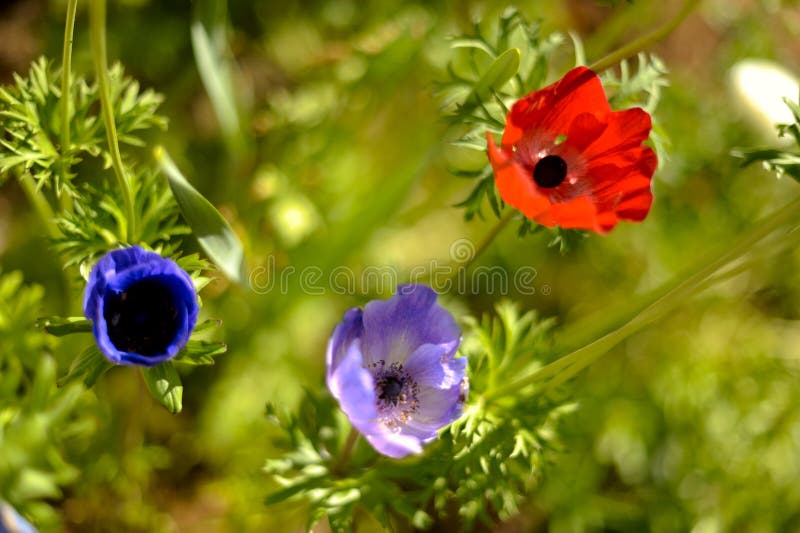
[12,469,62,500]
[173,339,227,366]
[450,37,496,57]
[190,20,241,141]
[0,58,166,196]
[192,317,223,334]
[783,96,800,122]
[734,148,800,181]
[470,48,520,102]
[155,146,245,284]
[264,476,327,506]
[141,362,183,414]
[29,356,56,410]
[58,345,114,388]
[36,316,92,336]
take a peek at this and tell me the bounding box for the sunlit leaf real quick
[141,362,183,414]
[173,339,227,366]
[36,316,92,337]
[155,146,245,284]
[58,344,113,388]
[470,47,521,103]
[190,20,241,142]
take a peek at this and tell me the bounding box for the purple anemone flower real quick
[0,502,36,533]
[83,246,198,367]
[326,284,468,459]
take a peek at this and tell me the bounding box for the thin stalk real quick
[486,195,800,400]
[89,0,136,243]
[469,208,515,269]
[19,174,57,238]
[332,427,360,475]
[59,0,78,212]
[691,224,800,294]
[588,0,702,73]
[452,209,515,281]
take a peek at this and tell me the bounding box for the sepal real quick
[141,362,183,414]
[57,345,113,388]
[36,316,91,337]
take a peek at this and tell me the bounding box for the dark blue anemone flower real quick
[83,246,198,367]
[326,284,468,459]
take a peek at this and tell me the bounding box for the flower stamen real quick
[371,360,420,431]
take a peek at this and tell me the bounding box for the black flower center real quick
[377,375,405,406]
[104,279,180,356]
[533,155,567,188]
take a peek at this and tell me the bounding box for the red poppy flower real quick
[486,66,657,233]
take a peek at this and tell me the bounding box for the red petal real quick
[587,146,656,222]
[614,147,657,221]
[547,196,603,232]
[502,67,611,147]
[579,108,653,164]
[576,107,656,224]
[487,133,552,221]
[567,112,608,152]
[487,68,657,233]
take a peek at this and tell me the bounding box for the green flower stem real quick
[19,173,57,237]
[332,427,360,475]
[89,0,136,243]
[588,0,702,73]
[59,0,78,211]
[451,208,515,279]
[486,194,800,400]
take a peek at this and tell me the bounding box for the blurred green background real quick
[2,0,800,531]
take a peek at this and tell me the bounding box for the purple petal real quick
[413,379,467,427]
[0,502,37,533]
[327,340,379,430]
[364,431,424,459]
[326,338,429,458]
[361,284,460,366]
[401,419,445,442]
[325,308,364,379]
[325,284,467,460]
[404,344,466,389]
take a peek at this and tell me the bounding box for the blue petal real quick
[325,308,364,380]
[83,246,198,367]
[83,246,159,320]
[361,284,460,366]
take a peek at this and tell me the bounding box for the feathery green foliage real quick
[0,53,229,409]
[735,97,800,180]
[0,58,165,196]
[0,271,95,530]
[52,168,188,276]
[440,9,565,222]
